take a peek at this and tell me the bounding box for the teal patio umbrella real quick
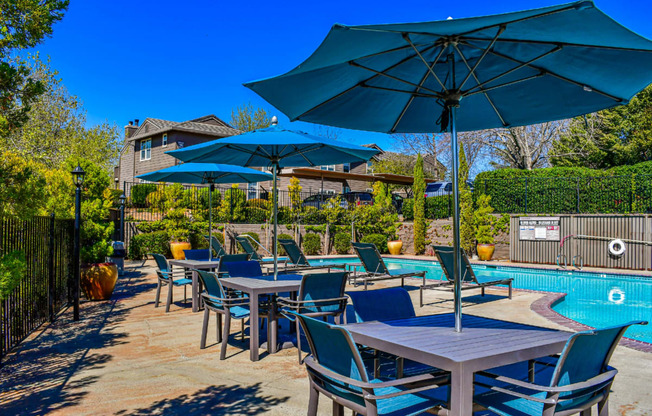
[135,163,273,260]
[243,1,652,330]
[167,119,379,277]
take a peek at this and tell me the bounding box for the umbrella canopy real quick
[167,121,380,277]
[167,123,379,167]
[242,0,652,330]
[136,163,272,260]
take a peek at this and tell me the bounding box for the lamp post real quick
[71,165,85,321]
[118,193,126,242]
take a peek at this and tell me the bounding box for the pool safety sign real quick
[519,217,560,241]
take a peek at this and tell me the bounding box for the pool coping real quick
[310,254,652,353]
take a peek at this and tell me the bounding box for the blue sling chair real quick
[351,242,426,290]
[278,238,347,272]
[288,311,450,416]
[235,234,288,264]
[205,235,227,258]
[473,320,647,416]
[419,245,513,307]
[277,271,349,363]
[347,288,443,379]
[150,253,192,313]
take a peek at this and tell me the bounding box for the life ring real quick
[608,288,625,304]
[608,239,626,257]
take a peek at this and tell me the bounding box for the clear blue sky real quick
[31,0,652,151]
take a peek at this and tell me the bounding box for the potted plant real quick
[474,194,496,261]
[165,208,192,259]
[387,240,403,255]
[78,162,118,300]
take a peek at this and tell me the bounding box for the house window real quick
[321,165,335,171]
[343,163,350,173]
[140,138,151,161]
[366,161,373,174]
[247,182,258,200]
[162,134,168,147]
[343,185,351,193]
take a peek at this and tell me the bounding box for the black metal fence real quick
[0,215,74,361]
[479,174,652,214]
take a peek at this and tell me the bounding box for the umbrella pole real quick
[209,183,213,261]
[272,162,279,280]
[450,105,463,332]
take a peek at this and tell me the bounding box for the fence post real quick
[630,174,634,213]
[576,177,580,214]
[48,213,56,322]
[524,177,528,214]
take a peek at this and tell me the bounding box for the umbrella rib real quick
[453,43,508,127]
[294,43,440,120]
[350,61,442,96]
[361,84,441,98]
[483,48,626,103]
[458,25,505,91]
[460,42,562,94]
[463,36,652,53]
[464,73,545,97]
[290,144,317,166]
[404,34,448,91]
[391,45,446,133]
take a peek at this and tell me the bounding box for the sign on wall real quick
[519,217,560,241]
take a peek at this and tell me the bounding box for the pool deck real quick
[0,259,650,415]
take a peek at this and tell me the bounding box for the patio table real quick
[168,259,221,312]
[220,274,303,361]
[342,313,571,416]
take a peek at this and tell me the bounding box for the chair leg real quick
[307,384,320,416]
[166,282,173,313]
[598,397,609,416]
[184,285,187,303]
[481,287,485,296]
[332,402,344,416]
[240,318,245,341]
[419,286,424,308]
[200,307,210,349]
[154,280,162,308]
[220,313,231,360]
[216,313,222,343]
[296,319,302,363]
[509,282,513,299]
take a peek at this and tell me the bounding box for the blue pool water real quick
[311,257,652,343]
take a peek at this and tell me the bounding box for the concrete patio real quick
[0,261,650,415]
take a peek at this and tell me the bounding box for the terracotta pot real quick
[81,263,118,300]
[170,241,192,259]
[476,244,495,261]
[387,240,403,255]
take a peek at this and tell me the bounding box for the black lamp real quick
[71,165,85,188]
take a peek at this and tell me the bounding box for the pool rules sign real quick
[519,217,560,241]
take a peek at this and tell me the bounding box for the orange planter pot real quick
[81,263,118,300]
[170,242,192,259]
[387,240,403,255]
[476,244,495,261]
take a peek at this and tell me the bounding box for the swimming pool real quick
[311,257,652,344]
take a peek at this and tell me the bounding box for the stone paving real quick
[0,260,650,415]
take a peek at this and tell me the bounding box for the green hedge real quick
[361,233,388,253]
[128,231,170,259]
[475,162,652,214]
[131,184,158,206]
[402,195,451,220]
[334,232,351,254]
[303,232,322,255]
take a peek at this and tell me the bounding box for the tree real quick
[2,55,120,172]
[0,0,68,136]
[413,154,426,254]
[0,150,47,219]
[481,121,568,170]
[458,143,475,255]
[550,85,652,168]
[230,103,271,132]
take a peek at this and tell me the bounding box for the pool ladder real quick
[556,253,583,270]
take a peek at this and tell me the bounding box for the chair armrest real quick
[201,293,249,308]
[476,368,618,394]
[278,296,348,308]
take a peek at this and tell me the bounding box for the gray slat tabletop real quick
[342,313,571,416]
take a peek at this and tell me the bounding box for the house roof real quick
[128,115,239,141]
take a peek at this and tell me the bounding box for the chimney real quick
[124,120,138,139]
[134,119,139,126]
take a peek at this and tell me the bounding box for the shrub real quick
[277,233,293,255]
[246,198,271,210]
[246,207,270,223]
[277,206,293,224]
[301,206,326,224]
[131,183,157,206]
[0,251,26,300]
[334,232,351,254]
[128,231,170,259]
[303,233,322,255]
[402,198,414,220]
[361,233,389,253]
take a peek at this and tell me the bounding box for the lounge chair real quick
[278,272,348,363]
[235,234,288,264]
[287,311,450,416]
[206,235,227,257]
[150,253,192,312]
[474,320,647,416]
[347,287,442,378]
[419,245,513,307]
[195,269,256,360]
[278,238,347,272]
[351,242,426,290]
